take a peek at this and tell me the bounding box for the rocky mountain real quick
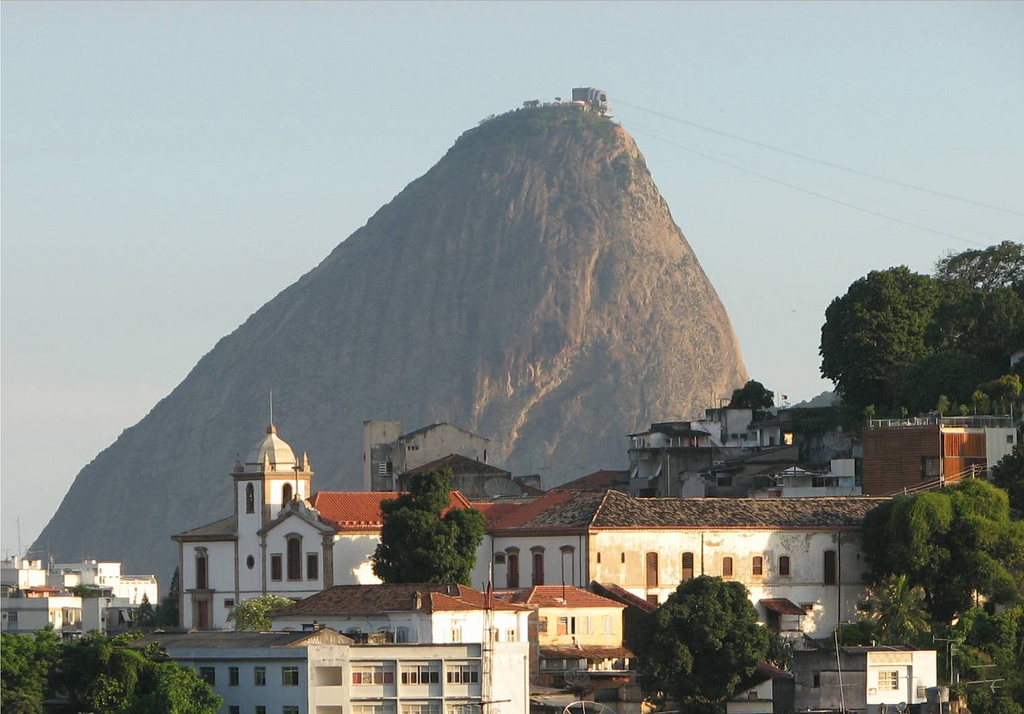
[33,106,747,580]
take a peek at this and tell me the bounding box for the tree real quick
[936,394,950,417]
[865,574,930,644]
[894,350,995,416]
[629,576,773,713]
[992,445,1024,513]
[729,380,774,410]
[228,595,295,631]
[135,594,155,629]
[153,567,180,627]
[1,629,60,713]
[934,240,1024,296]
[820,267,941,412]
[373,468,486,585]
[862,480,1024,622]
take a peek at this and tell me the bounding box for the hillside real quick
[33,105,747,579]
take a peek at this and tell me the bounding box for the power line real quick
[625,124,988,247]
[617,99,1024,218]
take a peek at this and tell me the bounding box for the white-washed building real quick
[137,626,530,714]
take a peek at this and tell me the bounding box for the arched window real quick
[722,557,734,578]
[195,548,208,590]
[245,483,255,514]
[646,552,659,588]
[752,556,763,576]
[682,552,694,581]
[287,536,302,581]
[531,548,545,586]
[779,555,791,576]
[507,552,520,588]
[282,483,293,504]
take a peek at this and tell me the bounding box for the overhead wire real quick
[623,122,989,247]
[616,99,1024,218]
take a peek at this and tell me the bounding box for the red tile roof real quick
[488,490,606,531]
[540,646,634,661]
[272,583,530,616]
[760,598,806,616]
[507,585,625,609]
[469,499,534,526]
[309,491,473,531]
[590,582,658,613]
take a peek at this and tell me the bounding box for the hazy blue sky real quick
[3,1,1022,554]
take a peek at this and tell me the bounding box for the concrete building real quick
[749,460,862,499]
[137,627,530,714]
[49,559,159,606]
[863,416,1016,495]
[363,421,490,492]
[793,646,937,714]
[726,663,794,714]
[399,454,541,500]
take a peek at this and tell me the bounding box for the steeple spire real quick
[268,390,276,434]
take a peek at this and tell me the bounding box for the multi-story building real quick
[363,421,490,492]
[862,415,1017,495]
[749,459,861,499]
[49,559,159,605]
[136,626,530,714]
[792,646,937,714]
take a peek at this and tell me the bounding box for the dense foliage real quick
[629,576,774,713]
[819,242,1024,415]
[373,467,486,585]
[945,605,1024,714]
[730,380,774,410]
[864,574,930,644]
[862,479,1024,622]
[228,594,296,631]
[1,630,221,713]
[993,445,1024,513]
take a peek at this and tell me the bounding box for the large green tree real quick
[947,605,1024,714]
[865,574,930,645]
[730,380,775,410]
[862,480,1024,622]
[992,445,1024,513]
[895,350,997,416]
[629,576,773,714]
[373,468,486,585]
[1,630,221,714]
[820,267,941,412]
[934,240,1024,296]
[228,594,296,631]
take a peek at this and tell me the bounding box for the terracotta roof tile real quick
[309,491,474,531]
[470,499,535,527]
[592,490,888,529]
[591,582,658,613]
[489,490,606,531]
[540,646,634,661]
[508,585,625,609]
[272,584,530,617]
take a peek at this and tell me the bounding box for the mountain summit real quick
[34,105,747,577]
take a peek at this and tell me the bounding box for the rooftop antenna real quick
[17,517,22,559]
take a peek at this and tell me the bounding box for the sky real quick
[2,1,1022,555]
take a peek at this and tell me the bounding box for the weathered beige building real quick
[362,421,490,491]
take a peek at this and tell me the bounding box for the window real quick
[445,663,480,684]
[921,455,940,480]
[532,549,545,586]
[682,552,694,581]
[620,552,626,564]
[401,704,440,714]
[256,708,266,714]
[507,552,519,588]
[779,555,791,576]
[581,616,592,635]
[271,554,282,581]
[229,666,239,686]
[494,552,505,565]
[199,667,215,685]
[722,557,733,577]
[824,550,837,585]
[878,671,899,690]
[195,549,208,590]
[646,594,659,605]
[813,672,820,688]
[450,626,462,642]
[396,626,410,643]
[246,555,255,570]
[537,617,548,633]
[1008,434,1016,444]
[557,617,569,635]
[282,666,299,686]
[401,663,440,684]
[352,665,394,684]
[306,553,319,580]
[646,552,659,587]
[283,708,300,714]
[596,552,601,564]
[287,536,302,581]
[603,615,614,634]
[752,556,763,576]
[917,685,927,699]
[505,628,516,641]
[246,483,255,513]
[282,483,293,503]
[224,599,235,609]
[229,707,239,714]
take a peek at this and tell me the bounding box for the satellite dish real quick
[563,702,614,714]
[483,477,521,497]
[563,669,591,689]
[897,702,908,712]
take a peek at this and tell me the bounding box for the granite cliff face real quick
[34,107,747,578]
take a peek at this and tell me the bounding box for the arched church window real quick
[195,548,208,590]
[287,536,302,581]
[282,483,293,503]
[246,484,255,514]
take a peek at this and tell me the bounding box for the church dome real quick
[245,424,297,472]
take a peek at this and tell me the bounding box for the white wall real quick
[264,517,325,601]
[986,427,1017,473]
[486,534,589,590]
[181,540,235,629]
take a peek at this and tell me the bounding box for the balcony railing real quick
[868,415,1014,429]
